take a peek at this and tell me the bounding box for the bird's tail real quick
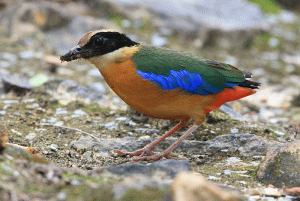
[205,86,256,113]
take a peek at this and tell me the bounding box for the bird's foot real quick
[131,152,178,162]
[114,149,184,161]
[114,146,157,157]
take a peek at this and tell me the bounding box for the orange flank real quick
[91,57,217,124]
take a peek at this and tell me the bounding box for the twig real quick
[41,123,101,143]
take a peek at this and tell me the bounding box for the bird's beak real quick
[60,45,83,62]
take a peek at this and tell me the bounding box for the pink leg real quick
[114,119,190,157]
[132,124,200,161]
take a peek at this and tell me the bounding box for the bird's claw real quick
[114,149,173,161]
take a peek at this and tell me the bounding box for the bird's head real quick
[60,29,139,66]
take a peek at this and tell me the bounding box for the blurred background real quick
[0,0,299,123]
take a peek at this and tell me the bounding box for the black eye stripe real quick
[80,31,139,58]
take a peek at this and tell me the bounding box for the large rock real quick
[257,140,300,188]
[92,160,190,178]
[172,172,245,201]
[111,0,268,49]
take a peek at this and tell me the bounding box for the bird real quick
[60,29,260,161]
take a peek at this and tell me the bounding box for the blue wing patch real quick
[137,70,239,95]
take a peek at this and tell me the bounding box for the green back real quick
[132,45,245,89]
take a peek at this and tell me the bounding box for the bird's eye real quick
[93,37,104,46]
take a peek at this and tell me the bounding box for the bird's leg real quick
[132,124,200,161]
[114,119,189,157]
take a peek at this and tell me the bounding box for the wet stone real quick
[2,74,34,96]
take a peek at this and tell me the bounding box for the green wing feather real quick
[132,45,245,90]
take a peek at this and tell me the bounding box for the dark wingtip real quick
[239,80,261,89]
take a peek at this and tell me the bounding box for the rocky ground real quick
[0,0,300,200]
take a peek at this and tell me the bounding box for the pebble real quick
[70,180,81,185]
[88,69,102,77]
[103,121,117,130]
[11,129,22,136]
[207,176,220,181]
[22,98,35,103]
[230,128,239,134]
[57,67,74,76]
[125,120,137,127]
[1,52,17,62]
[2,100,19,104]
[134,128,160,133]
[115,117,128,121]
[0,61,10,68]
[250,162,261,166]
[277,137,287,143]
[50,144,58,151]
[19,50,35,59]
[151,34,167,47]
[74,109,86,115]
[88,82,106,93]
[263,187,282,197]
[224,170,231,175]
[25,133,37,140]
[57,192,67,200]
[56,108,68,115]
[54,121,64,126]
[274,131,285,136]
[226,157,242,163]
[0,111,6,115]
[48,117,58,123]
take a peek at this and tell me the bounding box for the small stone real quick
[88,69,102,77]
[88,82,106,93]
[277,137,287,143]
[22,99,35,103]
[70,180,81,185]
[57,192,66,200]
[274,131,285,136]
[57,67,74,76]
[11,129,22,136]
[56,108,68,115]
[103,121,117,130]
[237,181,247,185]
[13,112,21,117]
[36,108,45,114]
[125,120,137,127]
[224,170,231,175]
[2,100,19,104]
[151,34,167,47]
[54,121,64,126]
[115,117,128,121]
[0,111,6,116]
[25,133,36,141]
[206,176,220,181]
[50,144,58,151]
[263,187,282,197]
[74,109,86,115]
[19,50,35,59]
[230,128,239,134]
[1,52,17,62]
[48,117,58,123]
